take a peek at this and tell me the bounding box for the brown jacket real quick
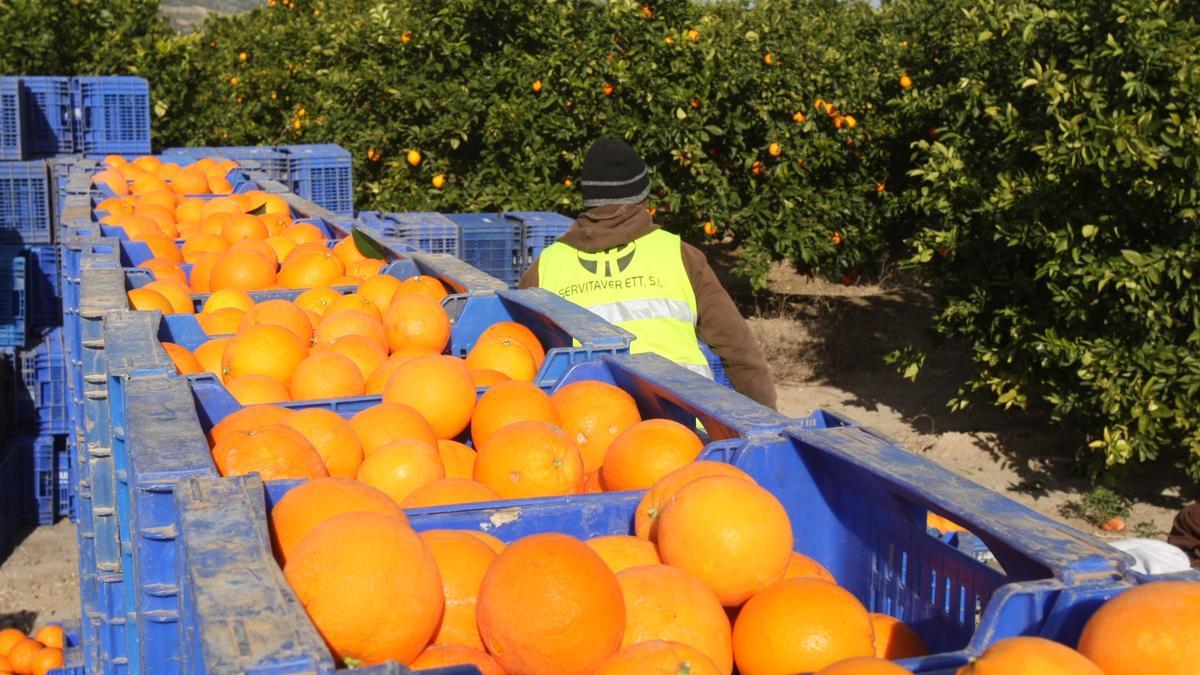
[519,204,777,409]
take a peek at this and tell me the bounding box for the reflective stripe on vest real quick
[537,228,713,378]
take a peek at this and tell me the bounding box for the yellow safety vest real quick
[538,228,714,379]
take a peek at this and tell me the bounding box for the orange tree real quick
[880,0,1200,478]
[144,0,895,286]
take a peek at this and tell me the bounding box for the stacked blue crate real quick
[357,210,462,257]
[0,160,52,243]
[12,433,59,526]
[0,248,27,348]
[21,76,75,156]
[17,327,68,435]
[447,213,524,287]
[72,76,151,156]
[281,144,353,217]
[0,77,26,161]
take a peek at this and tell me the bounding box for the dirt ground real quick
[1,260,1194,629]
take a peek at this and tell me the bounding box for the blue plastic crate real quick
[47,619,86,675]
[698,341,733,389]
[21,76,74,156]
[0,160,52,243]
[71,76,151,156]
[57,433,74,521]
[358,211,462,257]
[12,433,59,525]
[0,436,18,562]
[17,326,68,435]
[0,248,27,348]
[162,146,291,183]
[447,212,524,287]
[505,210,572,270]
[0,77,26,160]
[26,243,60,330]
[282,144,353,217]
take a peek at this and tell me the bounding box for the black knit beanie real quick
[579,137,650,207]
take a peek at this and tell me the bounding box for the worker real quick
[519,137,776,409]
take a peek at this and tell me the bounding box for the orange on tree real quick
[585,535,660,574]
[474,421,585,499]
[269,477,405,564]
[657,475,792,606]
[283,512,443,667]
[595,640,722,675]
[477,533,625,675]
[211,424,328,480]
[355,438,445,504]
[1076,580,1200,675]
[401,478,499,508]
[406,149,422,167]
[733,578,875,675]
[601,418,704,491]
[348,402,437,456]
[617,564,734,674]
[957,636,1103,675]
[382,356,476,439]
[870,613,928,660]
[470,380,561,447]
[279,408,364,478]
[552,379,642,474]
[634,460,753,541]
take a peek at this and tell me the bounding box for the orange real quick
[280,409,363,478]
[396,275,448,301]
[314,310,386,351]
[209,404,292,446]
[225,374,291,405]
[602,418,705,492]
[283,512,442,667]
[733,579,874,675]
[211,424,327,479]
[363,353,413,395]
[479,321,546,369]
[355,438,445,505]
[470,380,561,447]
[221,324,307,385]
[222,213,269,243]
[139,258,189,287]
[958,636,1104,675]
[324,293,382,321]
[657,476,792,606]
[200,211,235,236]
[171,168,210,195]
[269,477,405,564]
[294,286,341,315]
[324,335,387,380]
[401,478,500,508]
[208,248,277,292]
[436,439,477,479]
[817,656,912,674]
[785,552,837,584]
[228,239,279,268]
[208,175,233,193]
[419,529,499,650]
[134,232,184,264]
[333,274,365,287]
[176,196,206,222]
[143,280,195,314]
[585,470,604,493]
[283,222,326,244]
[468,369,509,387]
[635,461,754,541]
[201,195,243,220]
[1076,580,1200,675]
[355,274,402,315]
[348,402,437,456]
[616,564,733,674]
[239,299,313,345]
[162,342,203,375]
[155,161,182,181]
[289,351,365,400]
[31,626,62,651]
[466,531,506,554]
[585,535,661,574]
[7,639,42,674]
[265,234,298,262]
[97,196,133,215]
[870,613,928,660]
[193,337,233,381]
[410,644,504,675]
[183,233,227,266]
[349,259,385,279]
[381,356,475,439]
[333,236,368,266]
[258,192,290,216]
[282,241,330,265]
[383,294,451,355]
[188,252,222,294]
[197,309,243,335]
[0,629,25,657]
[127,287,173,313]
[551,380,641,473]
[278,249,345,288]
[477,533,625,675]
[202,288,254,314]
[474,421,584,499]
[595,640,722,675]
[465,337,537,382]
[30,647,64,675]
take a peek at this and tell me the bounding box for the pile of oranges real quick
[0,625,64,675]
[267,462,932,674]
